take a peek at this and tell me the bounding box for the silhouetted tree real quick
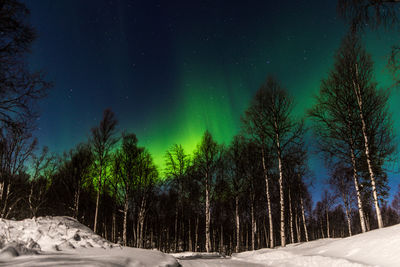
[193,130,220,252]
[0,0,51,129]
[243,76,303,247]
[329,163,356,236]
[165,144,190,252]
[90,109,118,233]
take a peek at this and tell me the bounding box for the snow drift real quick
[174,223,400,266]
[232,223,400,267]
[0,216,178,267]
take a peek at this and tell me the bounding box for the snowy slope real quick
[232,223,400,267]
[0,216,178,267]
[175,224,400,267]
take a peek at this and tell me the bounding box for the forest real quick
[1,0,400,256]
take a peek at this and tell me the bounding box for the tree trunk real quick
[112,210,116,243]
[235,195,240,253]
[251,194,256,250]
[353,66,383,228]
[188,218,193,251]
[137,197,147,248]
[220,224,223,253]
[263,218,269,248]
[93,170,102,233]
[300,198,309,242]
[74,185,80,219]
[205,172,211,252]
[1,183,10,218]
[195,215,199,252]
[350,146,367,233]
[276,138,285,247]
[132,219,137,247]
[295,208,301,242]
[174,205,178,252]
[150,223,154,249]
[289,189,294,244]
[245,223,248,250]
[326,208,330,238]
[261,146,274,248]
[343,193,352,236]
[123,195,129,246]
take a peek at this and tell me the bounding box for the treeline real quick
[1,0,400,255]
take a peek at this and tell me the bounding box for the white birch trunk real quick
[289,190,294,244]
[235,195,240,253]
[353,64,383,228]
[93,169,102,233]
[300,198,309,242]
[261,146,274,248]
[251,196,256,250]
[276,135,286,247]
[350,146,367,233]
[326,208,330,238]
[205,172,211,252]
[123,195,128,246]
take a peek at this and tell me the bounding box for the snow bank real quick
[0,216,178,267]
[170,251,226,259]
[232,223,400,267]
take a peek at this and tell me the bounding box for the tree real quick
[242,88,274,248]
[28,146,54,217]
[0,0,51,129]
[0,126,36,218]
[329,163,355,236]
[338,0,400,85]
[193,130,220,252]
[338,0,399,33]
[135,149,158,248]
[243,76,303,247]
[227,135,247,252]
[339,35,394,228]
[309,34,395,231]
[67,144,93,219]
[165,144,190,252]
[392,184,400,216]
[90,109,118,233]
[116,133,143,246]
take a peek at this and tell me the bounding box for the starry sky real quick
[24,0,400,202]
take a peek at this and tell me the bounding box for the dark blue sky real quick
[24,0,400,202]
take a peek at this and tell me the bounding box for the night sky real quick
[25,0,400,201]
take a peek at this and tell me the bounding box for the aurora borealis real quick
[25,0,400,200]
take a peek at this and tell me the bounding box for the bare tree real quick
[329,163,355,236]
[194,130,220,252]
[90,109,118,233]
[165,144,190,252]
[243,76,303,247]
[0,126,36,218]
[0,0,51,129]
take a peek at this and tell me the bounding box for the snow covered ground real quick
[176,223,400,267]
[1,216,400,266]
[0,216,178,266]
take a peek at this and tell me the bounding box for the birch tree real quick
[244,76,302,247]
[227,135,247,252]
[329,163,355,236]
[194,130,220,252]
[90,109,118,233]
[335,35,394,228]
[165,144,190,252]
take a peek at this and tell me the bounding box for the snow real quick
[177,224,400,267]
[1,216,400,266]
[0,216,178,267]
